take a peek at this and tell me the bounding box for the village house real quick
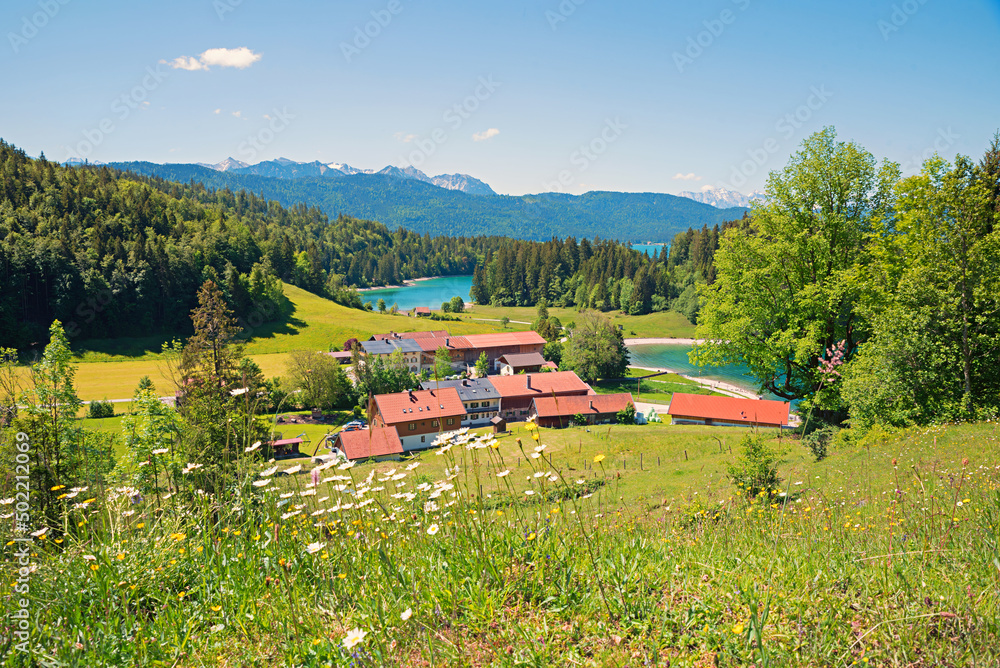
[367,387,467,451]
[331,426,404,462]
[489,371,593,422]
[666,393,790,429]
[530,393,634,428]
[419,377,500,427]
[362,330,547,376]
[497,352,552,375]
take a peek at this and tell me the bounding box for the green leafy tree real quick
[287,350,355,411]
[377,298,387,314]
[117,379,181,504]
[449,295,465,313]
[352,348,421,399]
[9,322,112,525]
[474,351,490,378]
[562,311,629,383]
[694,128,899,411]
[543,341,563,366]
[433,345,454,384]
[842,154,1000,429]
[500,316,510,329]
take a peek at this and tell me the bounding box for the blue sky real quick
[1,0,998,196]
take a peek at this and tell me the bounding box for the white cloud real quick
[214,108,221,114]
[163,47,262,71]
[672,172,702,181]
[232,111,242,118]
[394,132,418,143]
[700,184,716,192]
[164,56,207,71]
[472,128,500,142]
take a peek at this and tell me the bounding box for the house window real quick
[421,435,426,443]
[469,402,479,408]
[432,420,438,427]
[446,418,454,425]
[408,423,416,431]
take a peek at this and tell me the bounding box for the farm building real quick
[530,393,635,428]
[419,377,500,427]
[331,427,404,462]
[367,387,467,451]
[489,371,593,422]
[666,393,790,428]
[497,352,550,375]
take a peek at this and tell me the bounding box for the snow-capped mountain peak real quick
[678,186,765,209]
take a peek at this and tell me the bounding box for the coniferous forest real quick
[0,140,724,349]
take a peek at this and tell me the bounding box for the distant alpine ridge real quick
[678,186,765,209]
[191,157,497,195]
[99,160,748,242]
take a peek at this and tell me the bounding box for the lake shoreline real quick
[625,337,706,345]
[356,275,448,293]
[629,365,761,400]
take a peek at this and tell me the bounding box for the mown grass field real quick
[22,284,504,402]
[591,368,726,405]
[5,420,997,666]
[459,304,697,339]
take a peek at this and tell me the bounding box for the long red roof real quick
[463,331,546,348]
[531,393,634,418]
[372,387,467,425]
[667,393,790,426]
[336,427,403,460]
[489,371,592,399]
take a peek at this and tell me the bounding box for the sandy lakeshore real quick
[624,337,706,345]
[629,365,761,400]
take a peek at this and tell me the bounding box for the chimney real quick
[589,400,594,411]
[446,337,450,346]
[526,374,532,390]
[463,379,470,387]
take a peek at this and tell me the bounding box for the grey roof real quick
[361,339,423,355]
[419,377,498,402]
[498,352,547,367]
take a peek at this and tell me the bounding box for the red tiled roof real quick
[269,438,304,447]
[412,336,473,352]
[489,371,592,399]
[371,330,448,341]
[414,307,431,314]
[336,427,403,460]
[667,393,790,426]
[372,387,467,425]
[531,393,634,418]
[463,331,546,348]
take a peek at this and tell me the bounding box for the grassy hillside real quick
[46,284,503,401]
[10,419,998,665]
[460,304,698,339]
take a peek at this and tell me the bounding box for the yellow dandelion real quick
[593,454,605,463]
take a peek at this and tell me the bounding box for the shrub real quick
[88,398,115,419]
[616,402,636,425]
[572,413,587,426]
[802,424,839,461]
[727,431,786,499]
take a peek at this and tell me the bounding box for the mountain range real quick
[190,157,497,196]
[107,159,748,242]
[678,186,766,209]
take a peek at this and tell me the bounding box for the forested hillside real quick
[4,142,724,350]
[108,161,745,242]
[0,142,501,348]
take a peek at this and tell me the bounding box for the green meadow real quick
[4,421,998,666]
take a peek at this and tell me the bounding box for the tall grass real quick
[2,423,998,666]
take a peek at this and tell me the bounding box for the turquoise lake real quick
[361,275,474,311]
[632,243,669,257]
[627,343,763,396]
